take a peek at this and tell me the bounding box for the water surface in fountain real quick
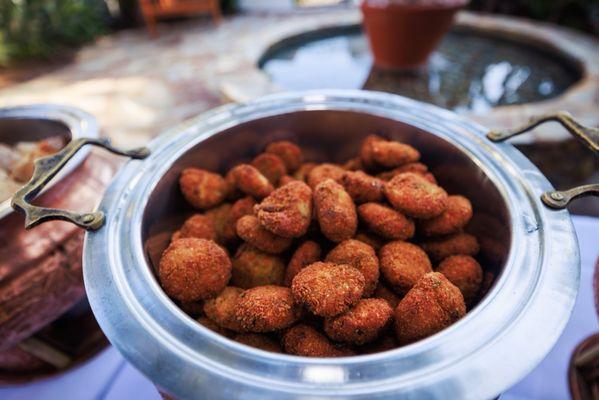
[260,25,582,113]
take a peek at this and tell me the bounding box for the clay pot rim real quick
[361,0,469,12]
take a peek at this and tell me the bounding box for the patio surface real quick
[0,10,359,148]
[0,15,254,148]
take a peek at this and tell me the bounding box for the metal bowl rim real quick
[84,90,580,400]
[0,104,99,220]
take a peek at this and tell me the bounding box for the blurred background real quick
[1,0,597,71]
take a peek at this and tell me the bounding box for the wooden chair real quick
[139,0,222,37]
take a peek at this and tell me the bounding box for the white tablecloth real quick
[1,216,597,400]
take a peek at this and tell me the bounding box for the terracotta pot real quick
[361,0,468,70]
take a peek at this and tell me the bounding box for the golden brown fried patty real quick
[251,153,287,185]
[325,239,380,296]
[231,244,285,289]
[358,202,415,240]
[204,286,244,331]
[282,324,354,357]
[158,238,231,302]
[384,172,448,219]
[236,215,292,254]
[254,181,313,238]
[233,286,300,332]
[436,255,483,306]
[307,163,346,188]
[394,272,466,344]
[172,214,216,242]
[379,241,432,296]
[179,168,228,210]
[291,262,365,317]
[324,298,393,345]
[231,164,274,199]
[340,170,384,203]
[285,241,322,287]
[265,141,303,173]
[421,232,480,262]
[419,195,473,237]
[313,179,358,242]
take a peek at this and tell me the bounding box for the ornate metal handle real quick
[487,111,599,210]
[11,138,150,231]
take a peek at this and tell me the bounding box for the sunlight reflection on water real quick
[261,27,580,113]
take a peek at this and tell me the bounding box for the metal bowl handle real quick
[11,138,150,231]
[487,111,599,210]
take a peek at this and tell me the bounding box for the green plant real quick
[0,0,108,65]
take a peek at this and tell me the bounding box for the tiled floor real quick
[0,216,596,400]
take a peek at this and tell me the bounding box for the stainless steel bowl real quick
[0,105,99,220]
[12,91,581,399]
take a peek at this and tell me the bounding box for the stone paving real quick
[0,9,597,148]
[0,15,244,148]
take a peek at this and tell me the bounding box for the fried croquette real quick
[359,134,385,170]
[307,163,346,188]
[203,286,244,331]
[384,172,448,219]
[229,196,256,225]
[282,324,354,357]
[254,181,312,238]
[325,239,379,296]
[293,162,316,182]
[231,164,274,199]
[358,203,415,240]
[236,215,292,254]
[419,195,473,237]
[158,238,232,302]
[251,153,287,185]
[370,140,420,168]
[265,141,303,173]
[278,175,297,187]
[436,255,483,306]
[205,203,234,243]
[233,333,282,353]
[377,162,436,184]
[343,157,364,171]
[231,245,285,289]
[179,168,228,210]
[285,241,322,287]
[224,169,242,200]
[379,241,432,296]
[324,298,393,345]
[340,170,384,203]
[354,231,385,251]
[394,272,466,344]
[172,214,216,242]
[233,286,300,332]
[374,283,401,308]
[314,179,358,242]
[420,232,480,262]
[160,137,488,355]
[291,262,365,317]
